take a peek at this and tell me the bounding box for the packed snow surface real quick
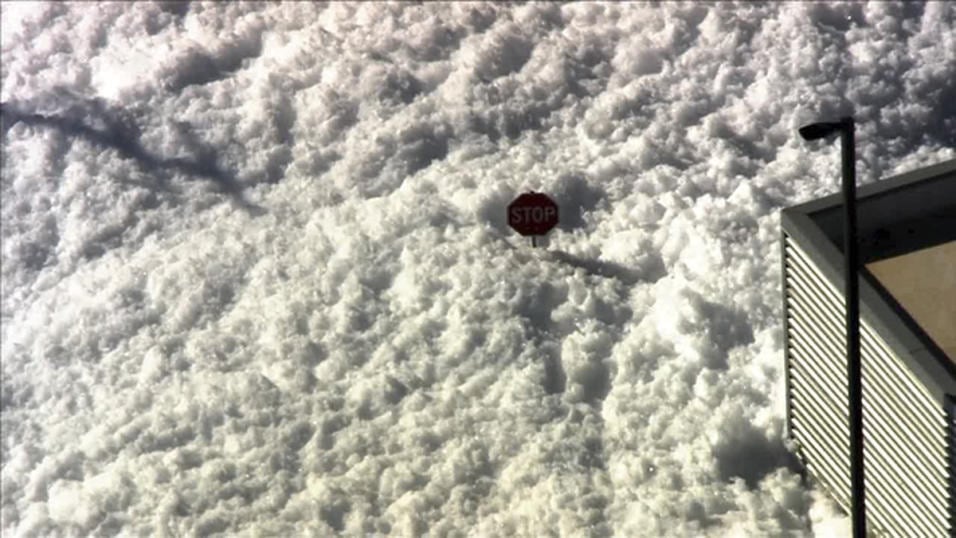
[2,2,954,536]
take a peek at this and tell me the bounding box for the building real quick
[780,158,956,536]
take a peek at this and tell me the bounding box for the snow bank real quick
[2,2,953,535]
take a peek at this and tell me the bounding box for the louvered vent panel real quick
[784,237,852,511]
[783,235,953,537]
[861,329,950,537]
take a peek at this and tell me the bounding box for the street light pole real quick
[799,116,865,538]
[840,117,865,538]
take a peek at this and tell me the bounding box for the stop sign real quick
[508,192,559,236]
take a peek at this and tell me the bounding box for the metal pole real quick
[841,116,866,538]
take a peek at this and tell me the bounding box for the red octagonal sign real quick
[508,192,559,236]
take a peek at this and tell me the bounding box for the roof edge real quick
[782,157,956,218]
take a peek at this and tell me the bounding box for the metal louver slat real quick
[862,324,938,403]
[787,315,848,386]
[863,455,948,537]
[862,372,948,472]
[863,458,944,538]
[787,354,850,468]
[859,477,917,538]
[788,381,845,443]
[862,406,949,507]
[789,344,847,413]
[788,362,848,437]
[786,259,847,323]
[791,417,851,494]
[790,413,848,472]
[861,335,946,442]
[862,422,950,519]
[785,282,848,348]
[786,287,848,362]
[785,246,847,315]
[862,357,946,453]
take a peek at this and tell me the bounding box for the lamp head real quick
[799,121,844,141]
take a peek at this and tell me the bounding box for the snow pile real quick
[2,2,953,536]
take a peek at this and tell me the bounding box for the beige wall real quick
[866,241,956,362]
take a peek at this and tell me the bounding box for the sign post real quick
[507,192,559,247]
